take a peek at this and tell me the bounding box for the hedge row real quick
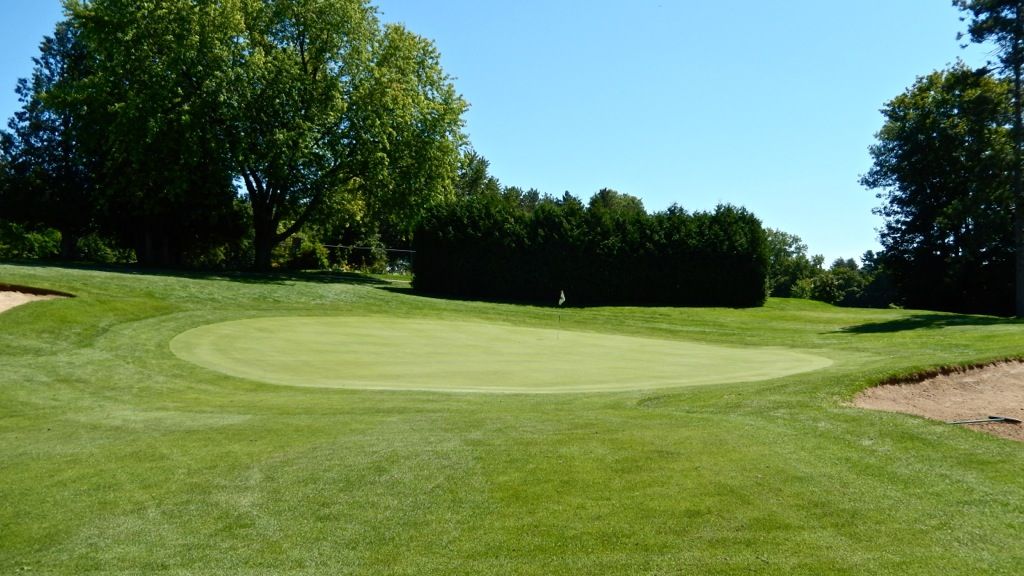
[412,193,769,307]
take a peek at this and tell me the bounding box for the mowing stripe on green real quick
[170,317,833,393]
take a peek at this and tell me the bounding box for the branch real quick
[273,175,357,244]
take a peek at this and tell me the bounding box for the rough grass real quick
[2,263,1024,575]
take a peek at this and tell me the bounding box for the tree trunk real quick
[252,210,276,271]
[59,230,78,261]
[1017,196,1024,317]
[142,230,154,266]
[254,234,273,271]
[1015,29,1024,317]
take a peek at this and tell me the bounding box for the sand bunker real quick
[855,362,1024,441]
[0,290,63,314]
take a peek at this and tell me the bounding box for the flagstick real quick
[556,289,566,341]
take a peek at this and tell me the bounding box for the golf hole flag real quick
[558,290,566,306]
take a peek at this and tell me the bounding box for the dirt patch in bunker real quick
[854,362,1024,442]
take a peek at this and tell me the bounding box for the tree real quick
[61,0,467,269]
[0,20,95,259]
[858,250,899,308]
[954,0,1024,315]
[414,193,769,307]
[502,186,542,213]
[862,64,1014,314]
[228,2,466,268]
[455,149,502,198]
[63,0,245,266]
[584,189,649,302]
[764,228,823,297]
[587,188,646,217]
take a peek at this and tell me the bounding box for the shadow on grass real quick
[1,260,391,287]
[373,285,562,308]
[195,269,392,286]
[840,313,1022,334]
[374,285,764,311]
[0,281,76,297]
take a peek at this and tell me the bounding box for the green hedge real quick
[413,193,768,307]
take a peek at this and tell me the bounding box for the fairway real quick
[170,316,833,393]
[8,264,1024,575]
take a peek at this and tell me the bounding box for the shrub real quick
[413,192,768,307]
[0,221,60,260]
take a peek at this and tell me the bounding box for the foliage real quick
[346,24,468,244]
[0,20,95,260]
[791,254,899,308]
[765,228,824,297]
[413,188,531,299]
[955,0,1024,59]
[74,232,135,265]
[60,1,246,266]
[793,259,861,306]
[862,63,1015,315]
[0,220,136,264]
[413,189,769,307]
[2,0,466,270]
[0,221,60,259]
[219,1,466,268]
[272,233,330,271]
[954,0,1024,316]
[455,148,503,198]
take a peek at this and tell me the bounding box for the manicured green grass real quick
[2,263,1024,575]
[171,316,832,392]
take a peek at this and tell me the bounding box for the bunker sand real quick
[855,362,1024,442]
[0,291,62,314]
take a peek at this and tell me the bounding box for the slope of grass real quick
[2,263,1023,575]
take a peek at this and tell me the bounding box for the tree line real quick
[763,1,1024,316]
[0,0,466,270]
[6,0,1019,315]
[764,228,895,308]
[856,1,1024,316]
[413,187,769,307]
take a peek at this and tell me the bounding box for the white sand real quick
[0,291,62,314]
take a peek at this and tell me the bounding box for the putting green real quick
[170,317,833,393]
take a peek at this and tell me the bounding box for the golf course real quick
[2,263,1024,574]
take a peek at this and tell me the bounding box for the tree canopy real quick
[2,0,467,269]
[764,229,823,298]
[862,63,1015,314]
[954,0,1024,315]
[413,188,769,307]
[0,20,94,260]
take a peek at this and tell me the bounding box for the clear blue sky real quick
[0,1,992,263]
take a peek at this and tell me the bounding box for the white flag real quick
[558,290,566,306]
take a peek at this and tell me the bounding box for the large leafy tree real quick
[455,149,502,198]
[226,0,465,268]
[862,64,1015,314]
[954,0,1024,315]
[59,0,466,269]
[764,229,823,298]
[0,21,95,259]
[346,24,467,246]
[227,0,379,269]
[63,0,245,265]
